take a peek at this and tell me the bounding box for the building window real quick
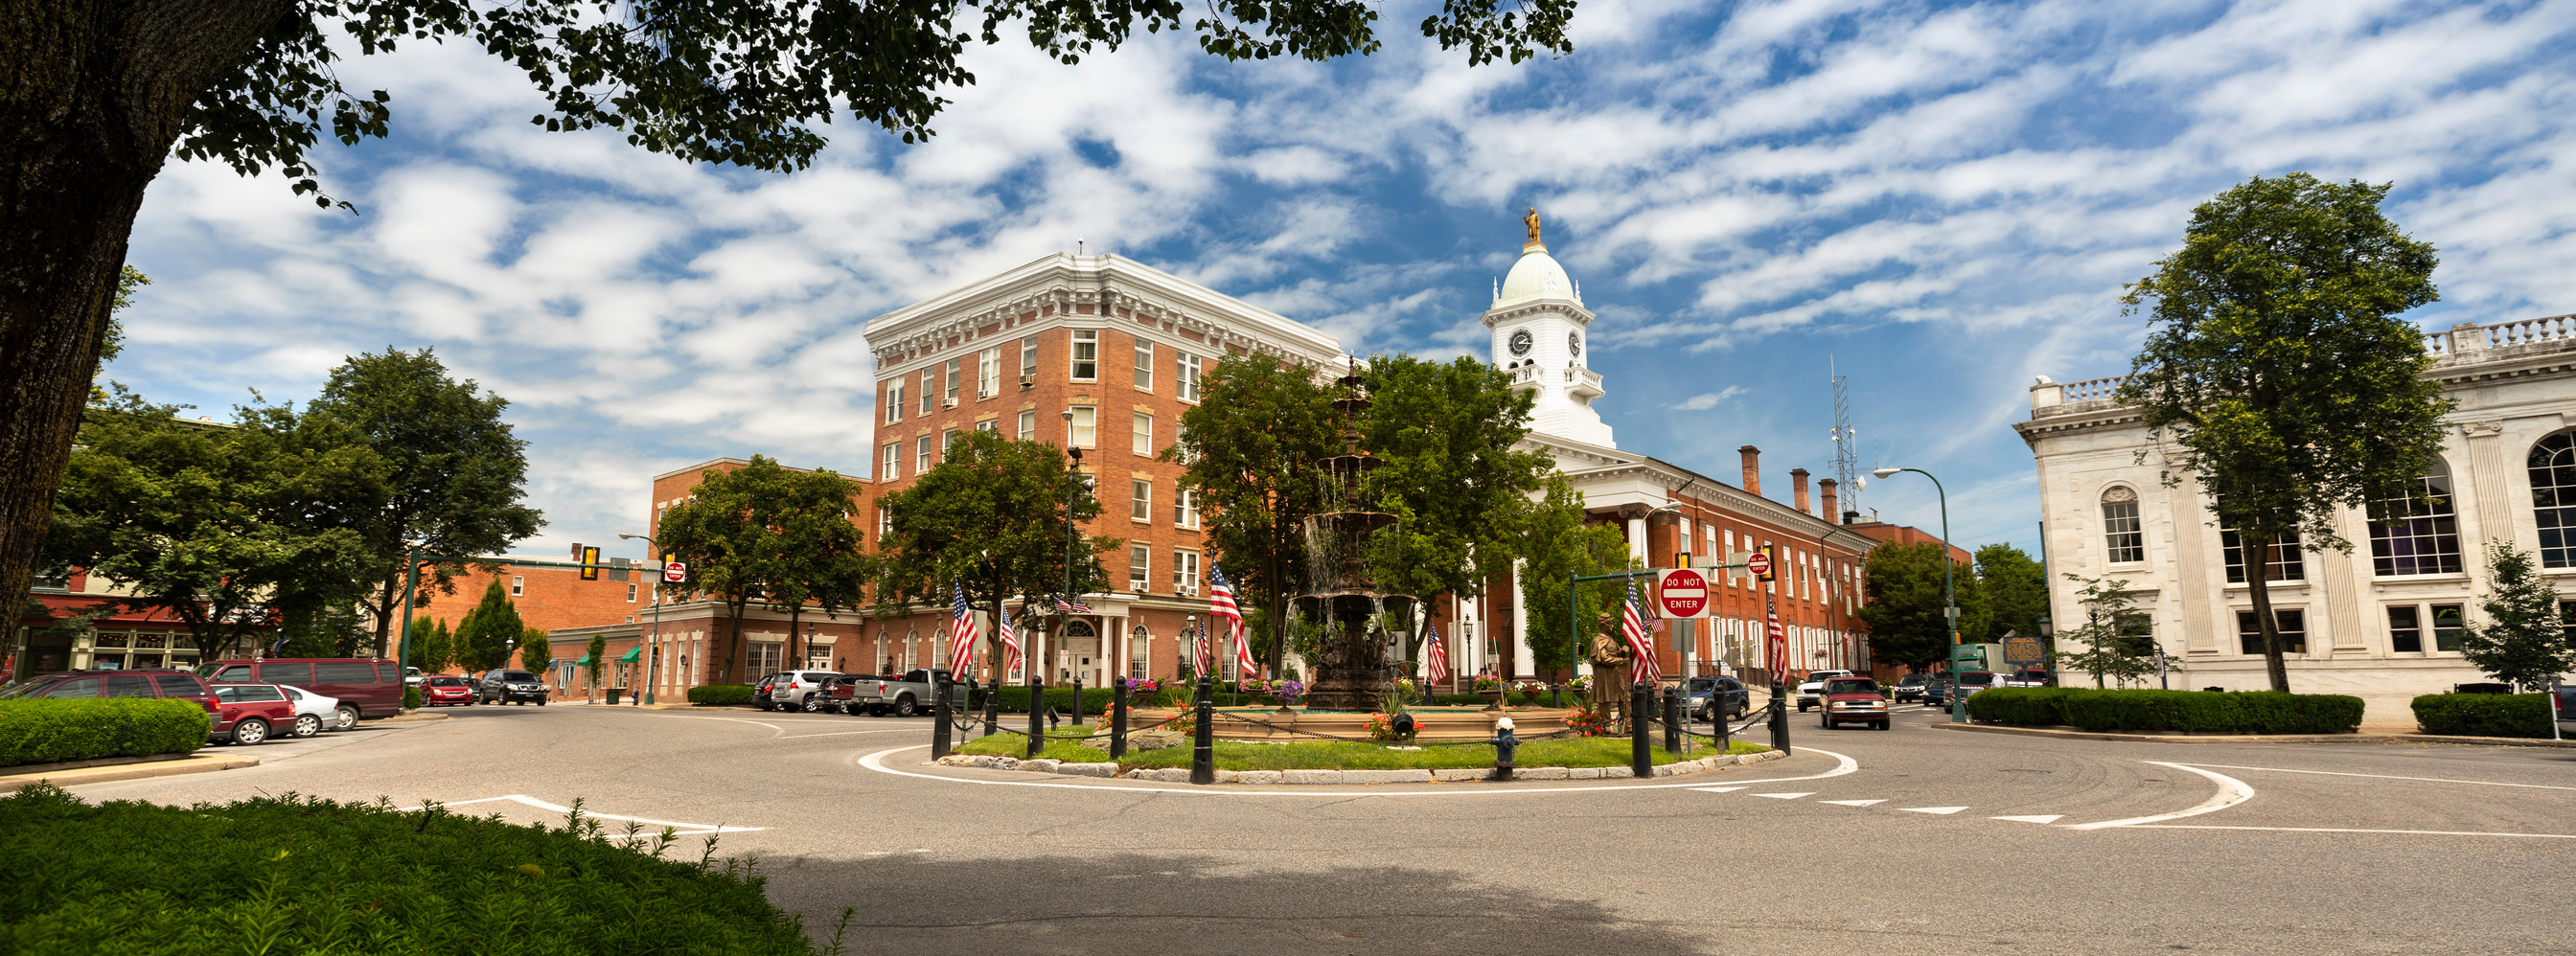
[1133,411,1153,455]
[975,419,997,433]
[978,347,1000,398]
[1173,550,1201,596]
[1135,340,1154,390]
[2102,488,2144,563]
[1021,335,1039,381]
[1174,488,1199,529]
[1068,406,1095,446]
[1018,409,1037,441]
[2368,462,2463,576]
[1129,544,1151,591]
[2532,433,2576,567]
[2387,605,2422,653]
[626,583,638,603]
[2234,608,2307,655]
[749,642,782,674]
[944,358,961,406]
[919,369,935,415]
[1070,330,1098,380]
[1130,626,1151,678]
[917,435,934,472]
[1177,353,1202,402]
[511,576,524,597]
[885,383,904,422]
[2431,603,2465,652]
[883,444,901,481]
[878,508,892,540]
[942,428,958,454]
[1131,479,1152,522]
[2221,528,2305,583]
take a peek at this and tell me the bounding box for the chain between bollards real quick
[1189,675,1215,785]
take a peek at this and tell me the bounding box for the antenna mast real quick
[1830,355,1859,521]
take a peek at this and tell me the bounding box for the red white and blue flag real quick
[1623,578,1662,685]
[999,604,1024,682]
[1055,596,1093,615]
[945,586,978,673]
[1210,566,1253,677]
[1764,594,1786,675]
[1424,626,1449,686]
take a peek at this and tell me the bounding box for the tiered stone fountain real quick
[1293,370,1414,713]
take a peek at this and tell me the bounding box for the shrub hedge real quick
[0,699,209,768]
[688,685,757,705]
[0,785,825,955]
[2412,693,2552,738]
[1966,687,2363,735]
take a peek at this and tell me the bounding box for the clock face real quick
[1508,329,1533,356]
[1568,332,1582,358]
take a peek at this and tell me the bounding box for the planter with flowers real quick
[1471,675,1506,710]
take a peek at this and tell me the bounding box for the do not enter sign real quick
[1657,567,1711,619]
[663,561,688,583]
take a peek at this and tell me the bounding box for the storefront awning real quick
[574,652,594,666]
[616,647,643,663]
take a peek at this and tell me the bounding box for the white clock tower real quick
[1484,212,1613,449]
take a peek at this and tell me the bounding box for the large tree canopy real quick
[0,0,1576,672]
[1166,353,1338,675]
[874,430,1113,683]
[1855,541,1990,672]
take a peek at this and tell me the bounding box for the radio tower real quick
[1829,356,1859,522]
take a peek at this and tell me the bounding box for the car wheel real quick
[756,698,775,711]
[334,705,359,730]
[537,697,547,706]
[292,714,321,738]
[868,704,888,717]
[894,696,918,718]
[1878,721,1891,730]
[234,717,270,745]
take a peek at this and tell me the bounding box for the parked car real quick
[767,671,846,713]
[1820,676,1891,730]
[274,685,352,737]
[1892,673,1929,703]
[1920,673,1954,708]
[1952,670,2004,705]
[475,670,551,705]
[404,666,425,687]
[0,669,217,713]
[1794,670,1855,712]
[2003,669,2055,688]
[207,683,299,744]
[200,657,399,721]
[751,672,788,711]
[2557,687,2576,739]
[421,674,474,706]
[842,670,958,717]
[1684,675,1750,721]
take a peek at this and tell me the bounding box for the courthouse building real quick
[2018,314,2576,720]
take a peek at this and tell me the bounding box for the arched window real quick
[2102,487,2144,563]
[1129,626,1151,679]
[2369,460,2464,576]
[2531,433,2576,567]
[904,627,918,671]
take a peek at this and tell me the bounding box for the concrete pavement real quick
[60,701,2576,954]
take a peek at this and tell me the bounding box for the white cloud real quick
[1669,387,1747,411]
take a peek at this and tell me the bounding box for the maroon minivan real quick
[200,658,402,721]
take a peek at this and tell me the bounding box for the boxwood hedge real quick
[687,684,757,705]
[2411,693,2552,738]
[1966,687,2362,735]
[0,784,829,955]
[0,698,209,768]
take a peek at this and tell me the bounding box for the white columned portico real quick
[1510,558,1533,680]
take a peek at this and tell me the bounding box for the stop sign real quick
[663,561,688,583]
[1657,567,1710,619]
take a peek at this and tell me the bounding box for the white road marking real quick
[1821,799,1886,807]
[1690,786,1748,793]
[1753,791,1814,799]
[2132,825,2576,839]
[2175,763,2576,791]
[2064,762,2255,831]
[856,745,1861,797]
[388,794,764,838]
[1994,814,2064,824]
[1899,807,1967,814]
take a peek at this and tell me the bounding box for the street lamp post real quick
[617,533,663,706]
[1873,467,1968,724]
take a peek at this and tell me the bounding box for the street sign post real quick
[663,561,688,583]
[1655,567,1710,619]
[1745,549,1773,580]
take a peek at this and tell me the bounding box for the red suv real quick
[206,683,299,744]
[200,658,401,720]
[0,669,220,720]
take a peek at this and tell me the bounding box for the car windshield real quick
[1898,675,1925,685]
[503,671,538,682]
[1826,680,1878,694]
[1956,672,1998,687]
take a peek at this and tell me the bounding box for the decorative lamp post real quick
[1873,467,1966,724]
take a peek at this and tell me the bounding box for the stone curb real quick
[932,747,1786,785]
[1933,722,2576,748]
[0,753,261,789]
[378,711,450,723]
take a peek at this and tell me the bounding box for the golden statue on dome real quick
[1523,207,1542,245]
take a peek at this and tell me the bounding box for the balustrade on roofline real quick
[2034,313,2576,415]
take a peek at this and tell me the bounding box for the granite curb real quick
[932,747,1787,785]
[1933,721,2576,748]
[0,752,262,788]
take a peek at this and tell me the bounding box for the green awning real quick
[574,652,594,666]
[616,647,642,663]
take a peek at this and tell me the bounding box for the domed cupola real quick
[1482,209,1612,449]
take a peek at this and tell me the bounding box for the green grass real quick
[952,733,1769,770]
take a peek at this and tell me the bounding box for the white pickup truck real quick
[840,669,958,717]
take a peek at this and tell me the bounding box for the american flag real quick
[945,586,978,674]
[1210,566,1250,676]
[1055,596,1093,615]
[999,605,1024,681]
[1763,594,1786,674]
[1423,628,1448,687]
[1622,578,1662,685]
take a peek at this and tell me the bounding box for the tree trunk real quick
[1,1,293,619]
[722,600,747,683]
[2246,532,2291,692]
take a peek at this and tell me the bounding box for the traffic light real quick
[579,545,602,580]
[1757,544,1777,582]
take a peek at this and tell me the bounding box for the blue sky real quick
[112,0,2576,563]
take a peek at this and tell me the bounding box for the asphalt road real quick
[64,701,2576,954]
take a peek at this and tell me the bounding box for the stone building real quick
[2016,314,2576,720]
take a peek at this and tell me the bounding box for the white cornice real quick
[865,254,1342,375]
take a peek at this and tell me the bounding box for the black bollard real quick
[1716,685,1733,752]
[1551,681,1564,709]
[931,673,954,760]
[1190,675,1215,785]
[1110,678,1130,759]
[1025,676,1044,759]
[1663,684,1682,754]
[982,680,1000,739]
[1071,675,1085,726]
[1768,678,1792,757]
[1629,680,1652,779]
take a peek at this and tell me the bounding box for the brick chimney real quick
[1819,479,1839,523]
[1791,468,1812,514]
[1738,445,1761,496]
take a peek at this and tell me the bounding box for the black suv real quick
[476,670,551,705]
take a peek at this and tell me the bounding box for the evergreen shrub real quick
[687,685,757,705]
[2411,693,2552,738]
[1966,687,2361,734]
[0,699,208,767]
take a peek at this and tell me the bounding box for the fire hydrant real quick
[1490,717,1519,780]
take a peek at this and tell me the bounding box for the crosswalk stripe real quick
[1819,799,1886,807]
[1690,786,1746,793]
[1752,792,1814,799]
[1899,807,1968,814]
[1992,814,2064,824]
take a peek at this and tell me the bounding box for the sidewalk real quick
[1933,721,2576,748]
[0,752,262,789]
